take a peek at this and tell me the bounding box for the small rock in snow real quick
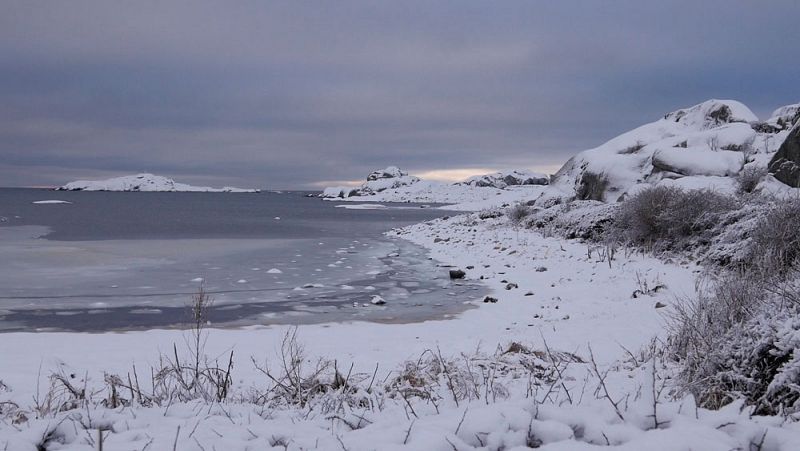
[449,269,466,279]
[483,296,499,303]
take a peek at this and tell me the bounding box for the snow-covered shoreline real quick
[3,203,800,448]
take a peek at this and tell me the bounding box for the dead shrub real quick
[737,165,767,195]
[748,197,800,273]
[610,186,738,253]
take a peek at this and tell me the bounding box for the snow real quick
[31,200,71,204]
[335,203,388,210]
[370,294,387,305]
[652,146,743,177]
[58,173,259,192]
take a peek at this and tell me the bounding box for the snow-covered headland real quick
[3,99,800,449]
[57,173,259,192]
[322,166,550,209]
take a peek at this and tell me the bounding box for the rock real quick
[536,266,548,272]
[433,237,443,243]
[466,265,474,270]
[547,99,761,202]
[367,166,406,181]
[449,269,466,279]
[525,291,534,296]
[370,295,387,305]
[655,301,667,309]
[483,296,498,303]
[768,123,800,187]
[505,283,518,290]
[322,166,420,198]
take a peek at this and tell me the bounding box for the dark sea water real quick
[0,189,483,332]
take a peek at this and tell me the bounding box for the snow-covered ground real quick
[4,209,799,449]
[58,173,259,193]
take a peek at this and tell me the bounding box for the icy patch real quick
[32,200,71,204]
[335,204,388,210]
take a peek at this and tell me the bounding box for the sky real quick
[1,1,798,189]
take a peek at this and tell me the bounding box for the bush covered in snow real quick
[609,186,739,253]
[524,200,617,241]
[663,197,800,416]
[670,270,800,415]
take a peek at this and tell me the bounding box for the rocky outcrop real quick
[544,99,791,203]
[321,167,420,198]
[462,169,549,189]
[367,166,406,181]
[768,123,800,187]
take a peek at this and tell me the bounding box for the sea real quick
[0,188,484,332]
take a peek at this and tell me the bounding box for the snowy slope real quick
[58,173,259,192]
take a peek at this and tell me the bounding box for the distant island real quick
[56,173,259,192]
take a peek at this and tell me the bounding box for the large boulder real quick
[768,123,800,187]
[544,99,765,202]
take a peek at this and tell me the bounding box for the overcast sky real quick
[1,1,798,189]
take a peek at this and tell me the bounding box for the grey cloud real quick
[1,0,798,188]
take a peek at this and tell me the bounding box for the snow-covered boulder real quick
[366,166,406,181]
[545,99,788,202]
[767,103,800,130]
[462,169,549,188]
[652,147,743,177]
[663,99,757,129]
[321,167,420,198]
[58,173,258,192]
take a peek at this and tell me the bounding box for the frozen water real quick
[0,189,484,331]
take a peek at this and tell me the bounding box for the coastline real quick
[3,204,800,449]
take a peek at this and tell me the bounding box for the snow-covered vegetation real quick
[58,173,259,192]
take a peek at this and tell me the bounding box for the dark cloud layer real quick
[1,1,798,188]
